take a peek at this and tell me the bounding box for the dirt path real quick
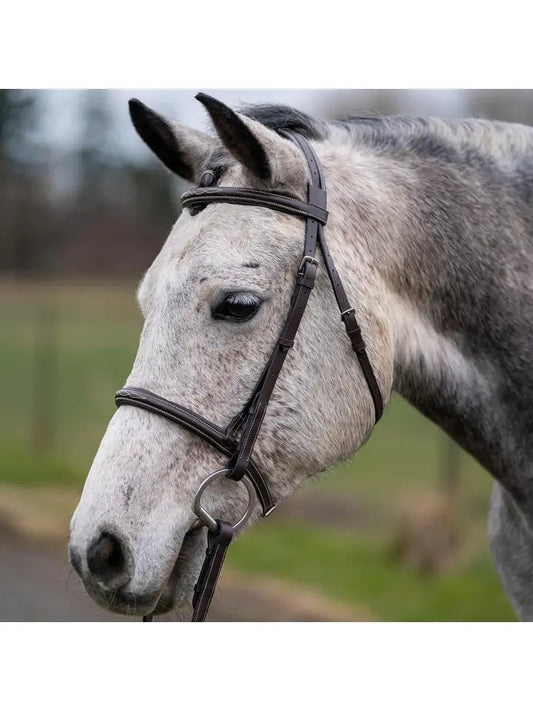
[0,525,118,622]
[0,525,371,622]
[0,482,375,621]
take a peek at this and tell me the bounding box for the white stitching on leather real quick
[116,394,272,509]
[122,389,224,436]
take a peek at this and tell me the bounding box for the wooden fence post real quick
[31,304,58,454]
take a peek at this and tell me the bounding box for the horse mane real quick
[336,114,533,169]
[241,101,533,170]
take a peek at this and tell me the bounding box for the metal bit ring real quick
[193,468,256,533]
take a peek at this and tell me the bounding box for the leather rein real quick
[115,131,383,622]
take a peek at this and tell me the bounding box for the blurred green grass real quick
[0,444,77,486]
[230,524,514,621]
[1,280,142,471]
[0,279,513,620]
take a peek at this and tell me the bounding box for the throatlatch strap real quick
[287,132,383,422]
[191,520,234,622]
[316,226,384,422]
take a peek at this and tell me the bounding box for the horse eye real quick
[199,170,217,187]
[212,293,262,322]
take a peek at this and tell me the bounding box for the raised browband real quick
[181,186,329,225]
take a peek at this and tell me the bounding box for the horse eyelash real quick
[225,292,261,306]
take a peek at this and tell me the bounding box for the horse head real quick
[68,93,391,618]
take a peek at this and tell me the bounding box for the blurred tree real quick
[76,90,116,204]
[52,90,178,275]
[0,90,51,273]
[0,90,38,172]
[3,89,533,278]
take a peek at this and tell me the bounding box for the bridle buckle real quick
[340,307,356,320]
[298,255,319,275]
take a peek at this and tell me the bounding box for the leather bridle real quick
[115,131,383,622]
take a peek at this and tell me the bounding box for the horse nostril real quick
[86,532,130,587]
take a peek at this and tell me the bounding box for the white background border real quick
[1,2,531,709]
[2,1,532,88]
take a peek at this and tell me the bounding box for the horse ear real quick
[195,92,273,182]
[128,98,215,182]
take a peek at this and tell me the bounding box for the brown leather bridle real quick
[115,131,383,622]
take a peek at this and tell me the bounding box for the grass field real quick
[0,279,515,620]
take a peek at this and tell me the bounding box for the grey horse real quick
[69,94,533,620]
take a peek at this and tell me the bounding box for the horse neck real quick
[320,130,533,500]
